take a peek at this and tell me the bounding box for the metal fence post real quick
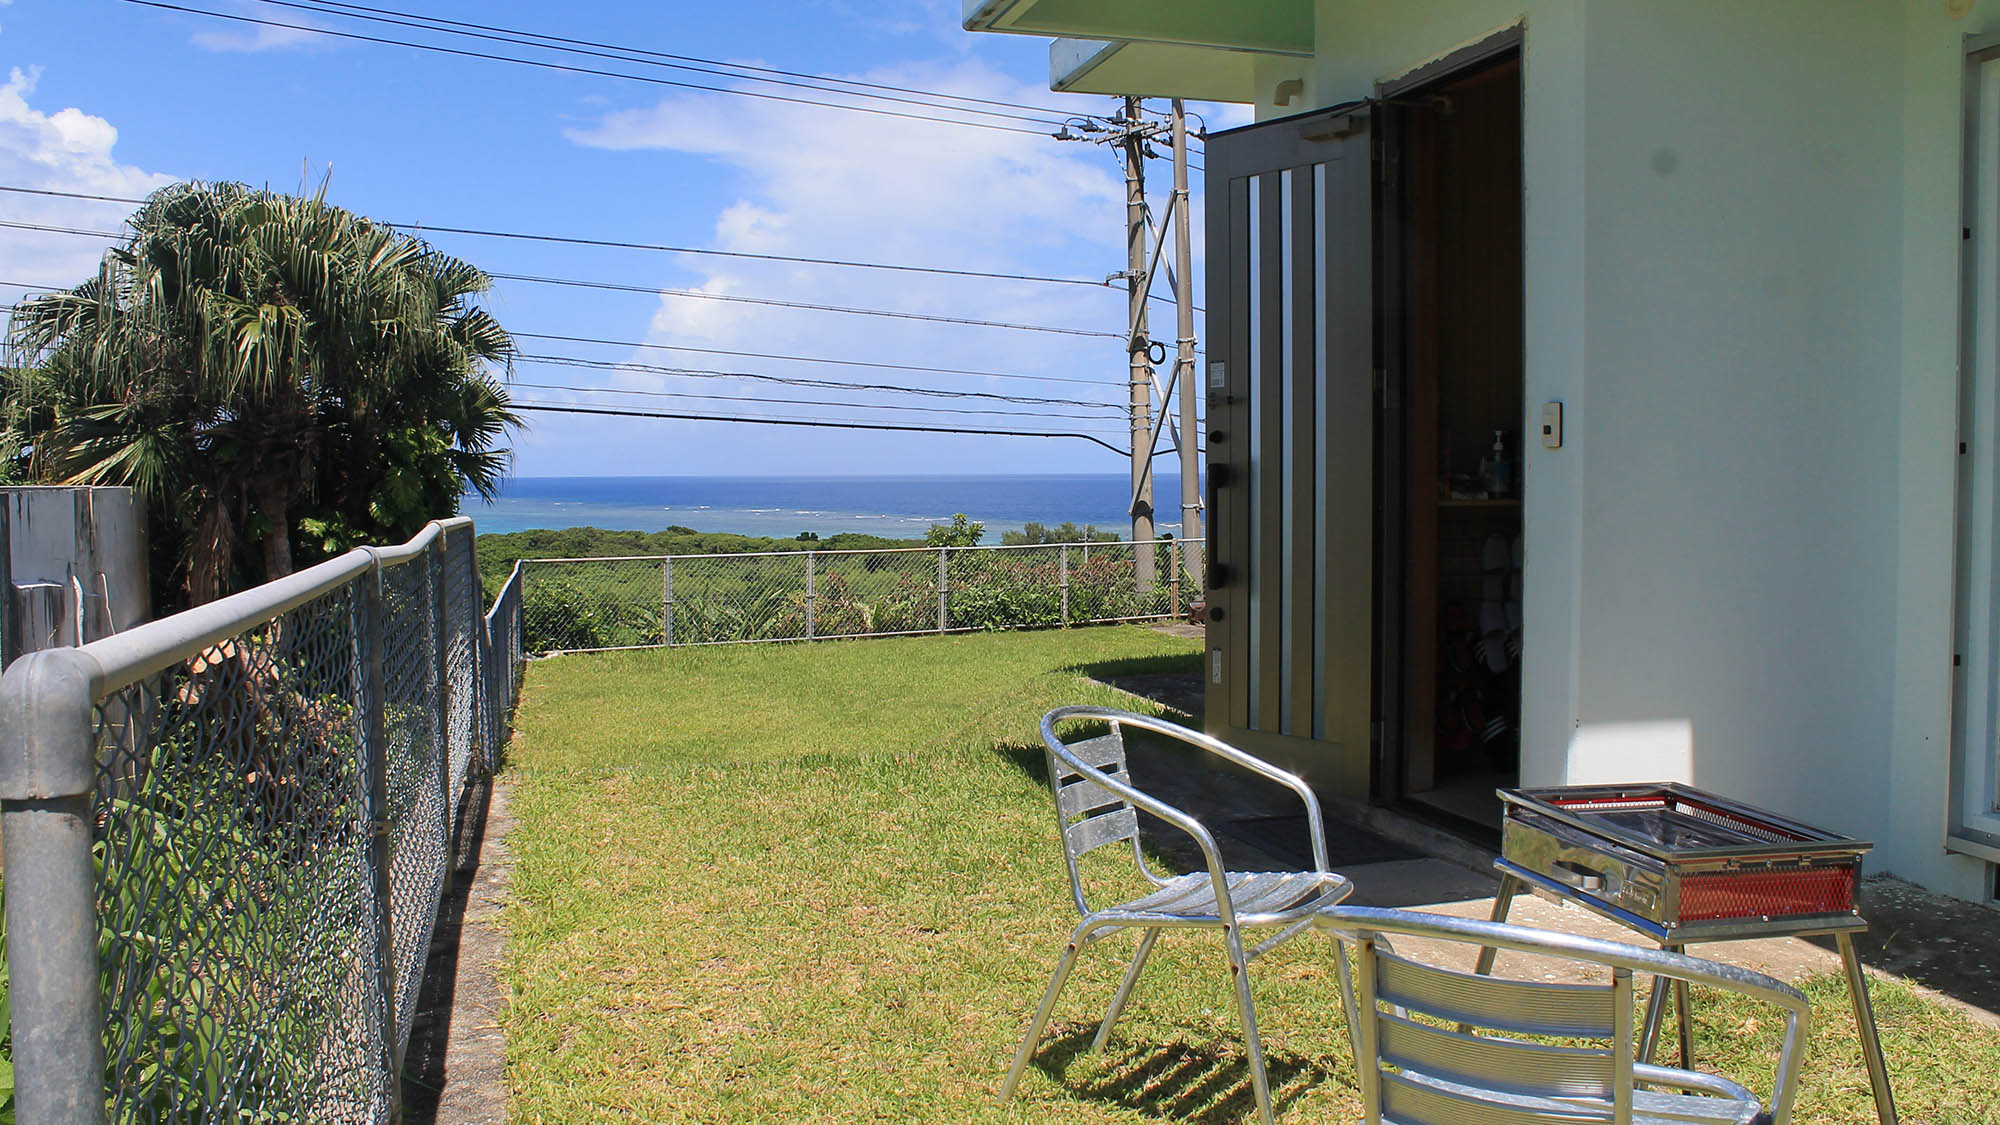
[805,551,816,641]
[461,532,488,780]
[357,558,402,1124]
[0,647,109,1124]
[0,500,13,669]
[936,548,948,633]
[1170,539,1182,615]
[662,558,674,647]
[429,541,454,900]
[1060,544,1071,627]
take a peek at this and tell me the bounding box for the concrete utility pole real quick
[1171,98,1203,581]
[1122,95,1157,589]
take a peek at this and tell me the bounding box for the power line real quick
[515,355,1124,411]
[0,187,1193,307]
[120,0,1059,138]
[511,401,1132,456]
[246,0,1073,130]
[0,278,1122,390]
[0,218,129,239]
[488,271,1122,338]
[290,0,1092,120]
[1,259,1126,339]
[392,223,1126,291]
[0,187,141,207]
[513,332,1113,389]
[509,379,1120,423]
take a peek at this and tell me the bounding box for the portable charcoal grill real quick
[1481,782,1899,1124]
[1496,782,1868,941]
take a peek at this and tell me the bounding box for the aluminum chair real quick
[1315,905,1810,1125]
[1002,706,1355,1125]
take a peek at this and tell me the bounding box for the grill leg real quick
[1637,947,1673,1065]
[1838,930,1900,1125]
[1672,971,1693,1071]
[1471,872,1521,978]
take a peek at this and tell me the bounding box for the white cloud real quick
[188,1,332,53]
[543,60,1159,475]
[0,68,176,293]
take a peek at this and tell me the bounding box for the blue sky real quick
[0,0,1240,479]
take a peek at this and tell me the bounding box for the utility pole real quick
[1122,95,1157,589]
[1055,97,1198,589]
[1171,98,1202,582]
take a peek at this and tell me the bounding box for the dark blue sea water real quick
[463,474,1195,542]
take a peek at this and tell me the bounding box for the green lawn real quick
[499,627,2000,1123]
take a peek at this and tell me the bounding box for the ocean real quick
[462,474,1196,541]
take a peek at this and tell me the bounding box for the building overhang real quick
[1050,38,1270,103]
[964,0,1313,57]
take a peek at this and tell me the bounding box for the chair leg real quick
[1093,928,1160,1053]
[1000,939,1084,1104]
[1224,926,1277,1125]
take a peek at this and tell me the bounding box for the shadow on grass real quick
[1798,878,2000,1025]
[1064,651,1204,681]
[1028,1023,1331,1122]
[994,739,1051,787]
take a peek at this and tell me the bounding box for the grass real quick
[499,626,2000,1123]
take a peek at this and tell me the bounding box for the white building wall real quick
[1570,1,1905,853]
[1258,0,1994,896]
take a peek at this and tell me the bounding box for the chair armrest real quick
[1631,1063,1758,1102]
[1046,705,1333,873]
[1042,711,1239,922]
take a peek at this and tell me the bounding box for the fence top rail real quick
[484,560,525,626]
[70,517,471,698]
[520,538,1203,566]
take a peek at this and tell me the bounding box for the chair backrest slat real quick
[1378,1013,1613,1100]
[1058,774,1128,820]
[1380,1072,1610,1125]
[1328,906,1806,1125]
[1057,731,1128,777]
[1377,950,1616,1038]
[1065,806,1139,857]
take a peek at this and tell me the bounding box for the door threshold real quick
[1389,796,1502,852]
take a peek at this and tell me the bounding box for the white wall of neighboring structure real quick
[4,486,151,660]
[1260,0,1996,895]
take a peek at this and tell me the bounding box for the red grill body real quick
[1498,784,1869,941]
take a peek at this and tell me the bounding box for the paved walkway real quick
[1127,729,2000,1030]
[1108,639,2000,1031]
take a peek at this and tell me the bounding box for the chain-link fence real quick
[519,538,1205,654]
[0,517,527,1124]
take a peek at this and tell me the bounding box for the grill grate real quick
[1680,866,1857,922]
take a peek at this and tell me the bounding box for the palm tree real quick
[2,180,519,606]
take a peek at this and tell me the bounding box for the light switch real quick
[1540,402,1564,450]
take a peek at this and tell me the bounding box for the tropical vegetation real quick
[1,180,519,610]
[1000,520,1121,546]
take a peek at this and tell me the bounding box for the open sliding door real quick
[1203,104,1380,796]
